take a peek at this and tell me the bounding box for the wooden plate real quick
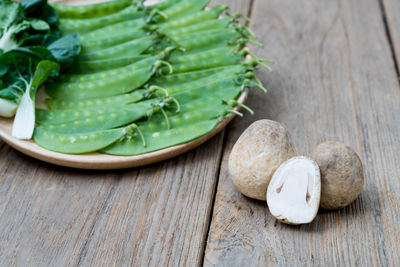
[0,0,247,169]
[0,92,246,169]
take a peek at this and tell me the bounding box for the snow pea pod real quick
[46,89,148,110]
[34,123,142,154]
[50,0,133,19]
[163,52,245,74]
[169,46,238,64]
[157,5,228,31]
[103,119,218,156]
[36,101,158,133]
[46,65,155,100]
[69,55,148,74]
[79,36,155,61]
[157,0,210,22]
[59,6,144,34]
[164,18,231,38]
[81,18,147,42]
[150,65,244,87]
[178,29,242,52]
[148,0,182,11]
[81,28,147,52]
[58,55,161,83]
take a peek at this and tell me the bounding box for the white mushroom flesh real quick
[267,156,321,225]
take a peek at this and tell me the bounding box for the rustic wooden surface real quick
[1,0,400,266]
[204,0,400,266]
[382,0,400,68]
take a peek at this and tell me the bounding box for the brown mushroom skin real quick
[229,120,297,201]
[310,141,364,210]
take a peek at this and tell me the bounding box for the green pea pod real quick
[69,55,148,74]
[169,46,238,64]
[59,6,145,34]
[81,28,147,52]
[50,0,133,19]
[58,55,160,83]
[151,65,244,87]
[79,36,155,61]
[81,18,147,42]
[160,0,210,22]
[46,65,154,100]
[46,89,147,110]
[148,0,182,11]
[36,101,158,134]
[34,124,139,154]
[102,119,218,156]
[159,5,228,31]
[179,29,242,52]
[164,53,244,74]
[163,17,231,38]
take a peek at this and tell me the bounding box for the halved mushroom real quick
[266,156,321,225]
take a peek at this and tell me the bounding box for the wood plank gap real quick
[378,0,400,80]
[247,0,255,24]
[199,2,257,265]
[198,131,228,267]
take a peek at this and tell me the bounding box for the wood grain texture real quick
[382,0,400,69]
[204,0,400,266]
[0,135,224,266]
[0,0,251,266]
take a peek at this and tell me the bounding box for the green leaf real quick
[27,18,50,31]
[30,59,59,95]
[0,0,23,30]
[22,0,58,27]
[47,34,81,64]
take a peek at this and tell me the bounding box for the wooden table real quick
[1,0,400,266]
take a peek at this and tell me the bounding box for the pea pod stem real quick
[147,9,169,23]
[159,108,170,130]
[223,100,254,115]
[125,124,146,147]
[153,60,173,75]
[146,85,169,97]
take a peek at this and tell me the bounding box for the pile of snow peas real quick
[33,0,270,155]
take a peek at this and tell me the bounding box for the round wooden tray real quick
[0,92,246,170]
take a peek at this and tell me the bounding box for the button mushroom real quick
[229,120,297,201]
[310,141,364,210]
[266,156,321,225]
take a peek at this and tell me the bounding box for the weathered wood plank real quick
[0,136,224,266]
[382,0,400,69]
[204,0,400,266]
[0,1,251,266]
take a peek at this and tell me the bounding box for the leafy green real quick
[0,0,81,139]
[0,48,59,137]
[0,0,57,53]
[12,59,59,139]
[47,34,81,65]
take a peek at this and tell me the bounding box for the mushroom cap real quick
[228,120,297,201]
[310,141,364,210]
[267,156,321,225]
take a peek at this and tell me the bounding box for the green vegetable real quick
[0,47,59,138]
[34,123,144,154]
[59,6,144,34]
[50,0,133,19]
[0,0,51,53]
[79,35,154,61]
[46,64,156,100]
[0,0,81,140]
[30,0,271,156]
[69,55,147,74]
